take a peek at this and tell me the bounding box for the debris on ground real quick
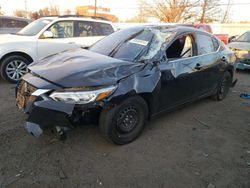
[58,169,67,179]
[240,93,250,99]
[97,179,103,186]
[207,183,216,188]
[203,152,209,158]
[193,116,210,129]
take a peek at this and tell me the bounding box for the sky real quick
[0,0,250,22]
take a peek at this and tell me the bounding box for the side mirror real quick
[228,36,237,43]
[42,31,54,39]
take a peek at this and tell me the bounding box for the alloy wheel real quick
[6,60,28,81]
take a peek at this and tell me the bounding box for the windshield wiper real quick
[108,29,144,57]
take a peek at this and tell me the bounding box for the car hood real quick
[228,41,250,51]
[28,48,144,88]
[0,34,33,44]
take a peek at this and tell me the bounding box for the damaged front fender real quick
[109,62,161,114]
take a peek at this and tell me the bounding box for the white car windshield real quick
[17,18,52,36]
[237,31,250,42]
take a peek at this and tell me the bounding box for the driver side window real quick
[46,21,74,38]
[166,34,195,60]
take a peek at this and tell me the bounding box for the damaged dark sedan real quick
[16,25,237,144]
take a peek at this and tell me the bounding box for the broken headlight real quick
[49,85,117,104]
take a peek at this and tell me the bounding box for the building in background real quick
[76,6,118,22]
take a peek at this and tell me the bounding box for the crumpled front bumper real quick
[25,100,75,137]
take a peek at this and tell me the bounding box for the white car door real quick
[37,21,80,60]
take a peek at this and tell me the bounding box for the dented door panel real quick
[158,56,201,111]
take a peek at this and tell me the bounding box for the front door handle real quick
[68,42,76,44]
[194,63,202,70]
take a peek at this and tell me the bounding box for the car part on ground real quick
[16,25,237,144]
[240,93,250,99]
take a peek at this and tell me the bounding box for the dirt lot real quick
[0,71,250,188]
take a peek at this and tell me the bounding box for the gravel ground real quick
[0,71,249,188]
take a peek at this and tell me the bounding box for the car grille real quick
[16,80,37,109]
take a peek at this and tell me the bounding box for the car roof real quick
[42,16,113,24]
[0,15,31,22]
[125,24,216,38]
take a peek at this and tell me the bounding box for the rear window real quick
[74,21,98,37]
[0,18,28,28]
[196,34,215,55]
[212,37,220,51]
[96,23,114,36]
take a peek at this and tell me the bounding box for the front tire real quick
[211,72,232,101]
[99,96,148,145]
[0,55,30,83]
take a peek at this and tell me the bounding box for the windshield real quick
[17,18,52,36]
[90,27,175,62]
[237,31,250,42]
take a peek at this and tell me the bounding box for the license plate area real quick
[16,81,37,110]
[16,93,26,109]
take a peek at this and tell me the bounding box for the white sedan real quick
[0,16,116,83]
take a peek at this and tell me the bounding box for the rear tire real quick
[0,55,30,83]
[211,72,232,101]
[99,96,148,145]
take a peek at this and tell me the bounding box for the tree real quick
[49,5,60,16]
[143,0,199,23]
[221,0,232,23]
[199,0,220,23]
[29,11,39,20]
[13,9,27,17]
[63,9,72,15]
[125,0,149,22]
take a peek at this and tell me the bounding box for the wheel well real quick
[0,52,33,65]
[226,69,233,78]
[138,93,153,120]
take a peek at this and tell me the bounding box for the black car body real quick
[16,25,237,144]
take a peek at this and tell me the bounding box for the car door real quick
[37,21,80,60]
[195,33,222,94]
[158,34,202,111]
[71,21,114,47]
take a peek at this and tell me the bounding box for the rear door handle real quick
[68,42,76,44]
[194,63,202,70]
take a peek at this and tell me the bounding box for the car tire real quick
[211,71,232,101]
[0,55,30,83]
[99,96,148,145]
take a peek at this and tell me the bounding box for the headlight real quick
[233,50,250,59]
[49,85,117,104]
